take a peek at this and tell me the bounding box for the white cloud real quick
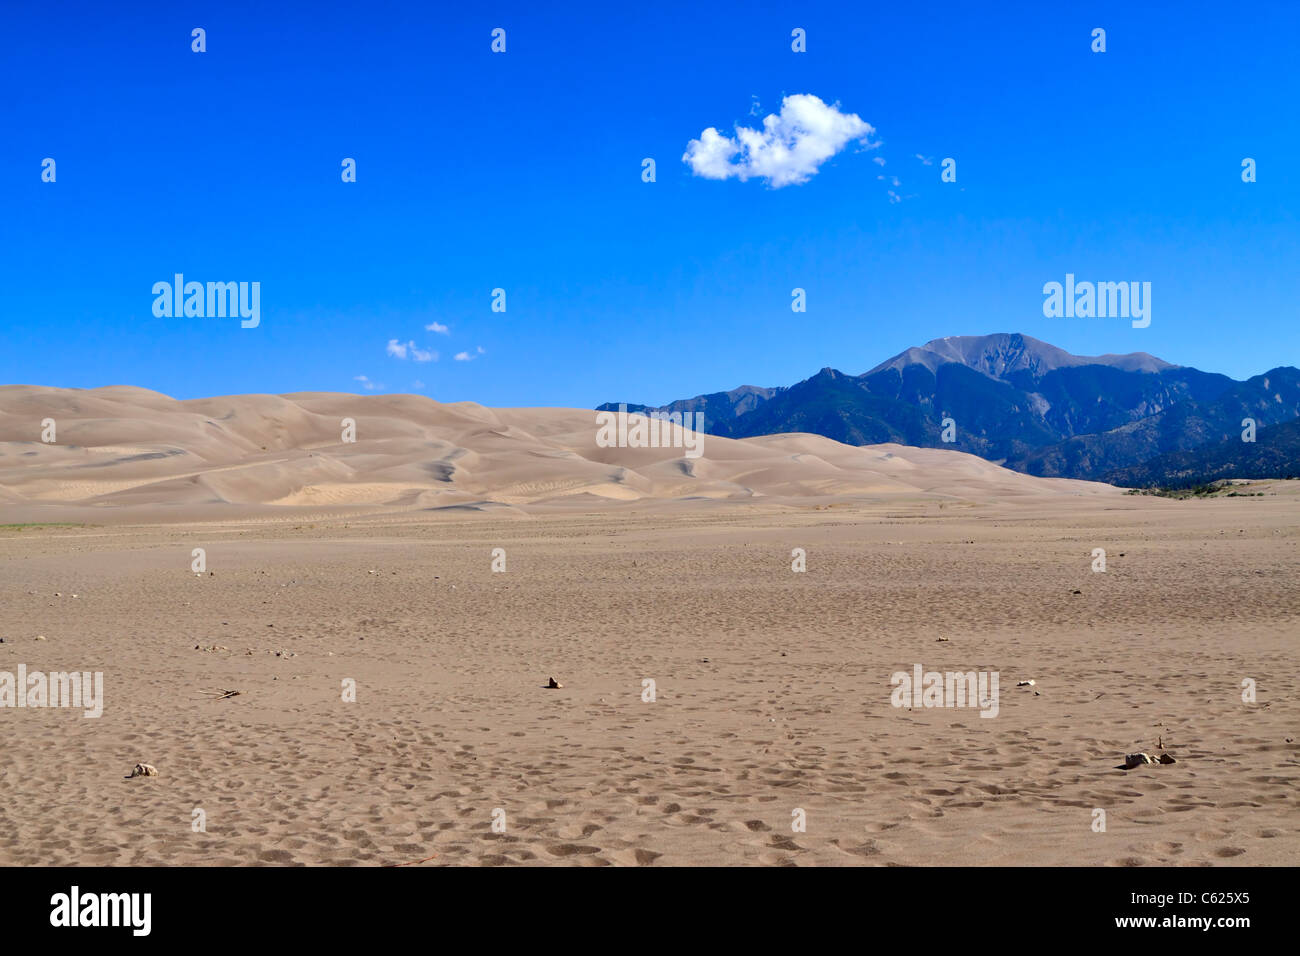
[388,339,437,362]
[873,156,887,166]
[915,154,934,166]
[886,189,902,204]
[877,174,901,186]
[683,94,875,188]
[411,380,426,390]
[354,375,382,391]
[425,322,450,335]
[454,352,471,362]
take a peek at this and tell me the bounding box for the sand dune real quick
[0,386,1115,521]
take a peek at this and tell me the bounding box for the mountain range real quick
[598,333,1300,487]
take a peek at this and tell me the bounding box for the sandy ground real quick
[0,490,1296,867]
[0,387,1295,865]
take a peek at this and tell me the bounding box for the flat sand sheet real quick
[0,488,1295,866]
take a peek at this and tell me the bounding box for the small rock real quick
[1017,680,1035,687]
[1124,752,1156,769]
[546,677,562,689]
[35,635,46,641]
[125,763,158,778]
[1158,753,1177,765]
[936,637,950,642]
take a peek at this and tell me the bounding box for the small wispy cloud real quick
[873,156,887,166]
[683,94,875,188]
[354,375,382,391]
[411,380,426,390]
[425,322,450,335]
[915,154,934,166]
[388,339,437,362]
[877,174,901,187]
[454,346,486,362]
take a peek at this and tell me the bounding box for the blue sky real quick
[3,1,1297,406]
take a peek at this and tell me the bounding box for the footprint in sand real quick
[544,843,601,858]
[610,848,661,866]
[556,823,603,839]
[830,839,881,858]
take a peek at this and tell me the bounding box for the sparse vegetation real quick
[1126,481,1266,499]
[0,522,86,530]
